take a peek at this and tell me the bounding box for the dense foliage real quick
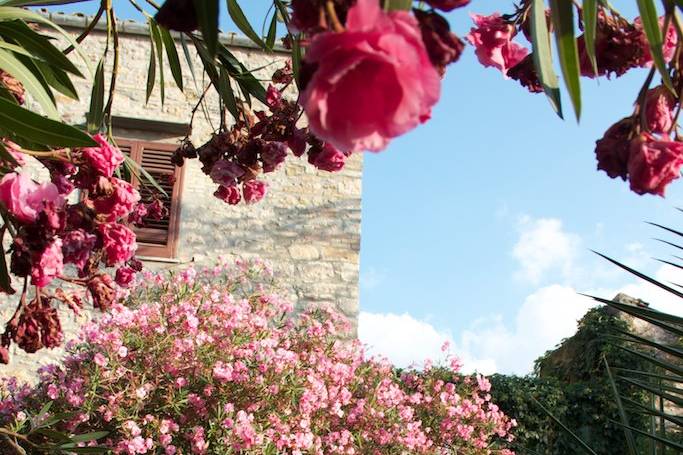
[0,260,515,454]
[487,307,651,455]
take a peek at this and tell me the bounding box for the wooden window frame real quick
[117,139,185,259]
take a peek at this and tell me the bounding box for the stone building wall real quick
[0,12,362,381]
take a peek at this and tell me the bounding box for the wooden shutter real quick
[117,139,184,259]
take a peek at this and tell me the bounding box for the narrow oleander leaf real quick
[160,26,183,91]
[636,0,673,91]
[549,0,581,120]
[194,0,219,56]
[0,221,14,294]
[0,20,82,76]
[647,222,683,238]
[192,35,219,86]
[69,431,109,443]
[619,377,683,406]
[591,251,683,299]
[531,397,598,455]
[33,62,78,100]
[0,0,84,5]
[611,421,683,451]
[146,26,156,103]
[0,7,92,74]
[180,34,200,94]
[621,396,683,426]
[150,21,165,105]
[15,53,54,103]
[34,428,71,443]
[123,155,167,197]
[614,328,683,358]
[227,0,266,49]
[603,357,638,455]
[266,11,277,50]
[531,0,562,118]
[218,67,238,120]
[0,39,31,56]
[583,0,598,76]
[86,59,104,133]
[0,97,95,146]
[217,45,266,104]
[0,47,58,118]
[385,0,412,10]
[616,345,683,377]
[292,34,301,83]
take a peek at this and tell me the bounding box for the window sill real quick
[137,256,183,264]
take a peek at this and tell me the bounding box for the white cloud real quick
[358,312,497,374]
[512,217,580,284]
[359,285,596,376]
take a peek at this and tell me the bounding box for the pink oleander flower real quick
[0,173,62,223]
[467,13,529,77]
[210,160,245,186]
[62,229,97,271]
[300,0,440,153]
[30,238,63,287]
[628,134,683,196]
[98,223,137,266]
[311,144,347,172]
[266,84,282,107]
[643,86,676,134]
[93,178,141,221]
[636,16,678,67]
[82,134,125,178]
[595,118,633,180]
[214,185,241,205]
[115,267,136,288]
[425,0,470,11]
[242,180,267,204]
[261,142,288,173]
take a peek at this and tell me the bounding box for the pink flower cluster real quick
[0,134,150,362]
[1,260,516,454]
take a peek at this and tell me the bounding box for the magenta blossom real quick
[93,178,141,221]
[62,229,97,271]
[0,173,63,223]
[242,180,267,204]
[82,134,125,178]
[643,86,675,134]
[210,160,245,186]
[311,144,347,172]
[214,185,241,205]
[31,239,63,288]
[115,267,136,288]
[99,223,137,266]
[300,0,440,153]
[628,134,683,196]
[467,13,529,77]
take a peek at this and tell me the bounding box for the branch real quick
[63,3,105,55]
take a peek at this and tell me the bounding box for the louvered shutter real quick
[116,139,184,259]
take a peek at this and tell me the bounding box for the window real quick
[117,139,185,259]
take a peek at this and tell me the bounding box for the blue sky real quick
[48,1,683,374]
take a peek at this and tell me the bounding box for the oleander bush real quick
[0,259,515,454]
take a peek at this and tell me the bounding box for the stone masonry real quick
[0,11,362,381]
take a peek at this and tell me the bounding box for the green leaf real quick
[0,20,82,76]
[146,26,156,103]
[603,357,638,455]
[292,35,302,86]
[636,0,674,91]
[123,155,167,197]
[0,0,85,6]
[616,345,683,377]
[0,222,14,294]
[0,39,33,57]
[86,59,104,134]
[69,431,109,443]
[266,11,277,50]
[33,61,78,100]
[217,45,266,104]
[549,0,581,120]
[34,428,71,443]
[160,26,183,91]
[583,0,598,76]
[0,7,92,75]
[218,67,238,120]
[531,397,598,455]
[180,34,198,91]
[194,0,218,56]
[0,96,95,146]
[385,0,412,10]
[611,420,683,452]
[149,21,165,104]
[227,0,266,49]
[0,47,58,118]
[530,0,562,118]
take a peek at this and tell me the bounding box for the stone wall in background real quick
[0,12,362,382]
